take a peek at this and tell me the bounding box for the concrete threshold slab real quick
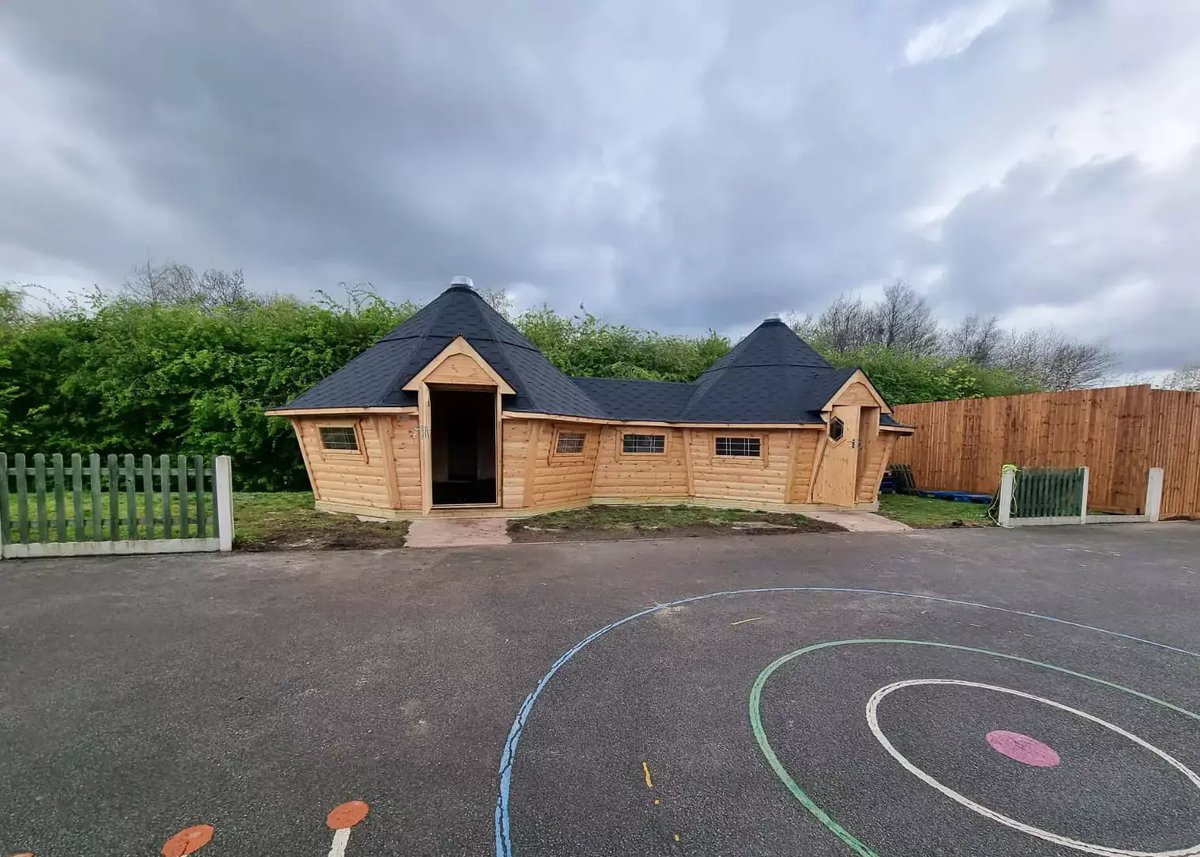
[406,517,512,548]
[802,510,911,533]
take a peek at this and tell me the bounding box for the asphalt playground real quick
[2,523,1199,856]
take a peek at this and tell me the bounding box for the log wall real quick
[524,423,604,507]
[292,416,393,509]
[591,427,690,499]
[687,429,793,504]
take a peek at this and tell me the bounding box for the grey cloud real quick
[1,0,1198,371]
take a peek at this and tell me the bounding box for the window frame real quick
[828,415,846,445]
[551,428,588,460]
[315,419,367,460]
[714,435,763,459]
[620,432,667,456]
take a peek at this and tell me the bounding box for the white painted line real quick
[327,827,351,857]
[866,678,1200,857]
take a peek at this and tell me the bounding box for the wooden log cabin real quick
[266,278,913,518]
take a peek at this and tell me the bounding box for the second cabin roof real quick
[281,282,902,426]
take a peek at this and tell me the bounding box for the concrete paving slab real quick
[803,508,912,532]
[405,515,512,547]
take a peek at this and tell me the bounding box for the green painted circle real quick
[748,639,1200,857]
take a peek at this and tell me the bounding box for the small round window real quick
[828,415,845,443]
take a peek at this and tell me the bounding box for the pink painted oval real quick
[986,730,1061,768]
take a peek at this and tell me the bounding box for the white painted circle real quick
[866,679,1200,857]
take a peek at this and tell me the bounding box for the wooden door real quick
[814,405,860,506]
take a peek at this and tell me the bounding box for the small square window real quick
[622,433,665,454]
[828,416,845,443]
[555,431,586,455]
[319,426,360,451]
[715,436,761,457]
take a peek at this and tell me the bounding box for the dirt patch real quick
[235,520,409,552]
[508,504,844,543]
[233,492,409,551]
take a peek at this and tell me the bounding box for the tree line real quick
[789,280,1118,392]
[0,264,1127,489]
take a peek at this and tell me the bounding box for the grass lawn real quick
[4,490,407,550]
[233,492,408,551]
[878,493,994,528]
[508,503,844,542]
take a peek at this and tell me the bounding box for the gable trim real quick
[819,369,891,414]
[402,336,516,394]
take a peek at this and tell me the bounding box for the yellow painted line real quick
[642,760,654,789]
[731,616,763,626]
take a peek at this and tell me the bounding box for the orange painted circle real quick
[326,800,369,829]
[161,824,214,857]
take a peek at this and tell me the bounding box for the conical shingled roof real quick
[677,318,854,423]
[281,285,899,426]
[283,284,608,417]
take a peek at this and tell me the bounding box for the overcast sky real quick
[3,1,1198,372]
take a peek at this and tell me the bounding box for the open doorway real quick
[430,388,497,505]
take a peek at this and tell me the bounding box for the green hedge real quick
[0,288,1034,490]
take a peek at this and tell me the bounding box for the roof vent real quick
[450,275,474,289]
[765,314,783,323]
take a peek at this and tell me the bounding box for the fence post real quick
[1145,467,1164,523]
[0,453,6,560]
[215,455,234,552]
[998,466,1015,528]
[1078,466,1090,525]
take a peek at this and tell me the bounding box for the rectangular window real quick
[715,436,761,457]
[622,433,665,454]
[319,425,360,451]
[555,431,586,455]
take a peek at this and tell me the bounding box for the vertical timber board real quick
[108,454,120,540]
[373,416,402,509]
[805,432,830,503]
[125,455,137,538]
[89,453,102,540]
[523,421,544,508]
[34,453,49,542]
[194,455,207,538]
[142,454,155,539]
[783,430,799,503]
[682,428,695,497]
[495,391,504,507]
[177,454,190,539]
[292,419,321,501]
[14,453,28,543]
[0,453,8,547]
[160,454,173,539]
[71,453,84,540]
[53,453,67,541]
[419,384,433,514]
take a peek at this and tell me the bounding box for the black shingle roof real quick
[283,285,608,417]
[280,285,901,426]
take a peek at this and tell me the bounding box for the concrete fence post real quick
[998,466,1015,528]
[215,455,234,551]
[1145,467,1164,523]
[1078,466,1090,525]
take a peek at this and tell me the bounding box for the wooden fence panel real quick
[892,385,1200,518]
[2,453,227,553]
